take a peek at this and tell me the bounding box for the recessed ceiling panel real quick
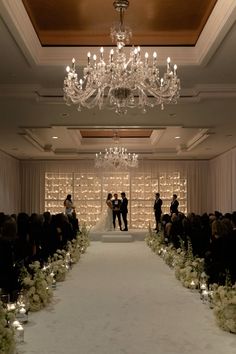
[22,0,217,46]
[80,129,153,138]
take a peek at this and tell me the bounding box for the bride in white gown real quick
[92,193,113,232]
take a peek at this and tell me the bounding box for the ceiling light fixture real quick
[95,131,138,169]
[64,0,180,115]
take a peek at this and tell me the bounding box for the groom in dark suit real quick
[112,193,122,230]
[120,192,128,231]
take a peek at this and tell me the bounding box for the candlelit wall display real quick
[73,173,102,225]
[130,173,159,229]
[44,171,187,228]
[159,172,187,214]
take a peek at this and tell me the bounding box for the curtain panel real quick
[208,147,236,213]
[0,150,20,214]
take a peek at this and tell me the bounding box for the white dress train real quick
[91,200,113,232]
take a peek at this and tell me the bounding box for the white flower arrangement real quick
[211,284,236,333]
[20,261,53,312]
[17,226,90,314]
[0,302,15,354]
[146,227,236,334]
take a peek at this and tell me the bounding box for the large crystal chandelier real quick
[95,132,138,169]
[64,0,180,115]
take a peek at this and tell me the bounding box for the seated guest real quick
[0,216,19,300]
[228,212,236,283]
[17,212,32,261]
[206,219,231,284]
[68,210,80,238]
[28,213,44,260]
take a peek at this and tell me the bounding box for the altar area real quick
[89,229,147,242]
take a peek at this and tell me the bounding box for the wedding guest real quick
[0,216,19,299]
[112,193,122,230]
[153,192,162,232]
[68,210,80,238]
[49,215,62,255]
[16,212,31,261]
[229,212,236,282]
[162,214,171,243]
[120,192,128,231]
[28,213,44,260]
[170,194,179,215]
[41,211,52,261]
[206,219,229,284]
[64,194,75,216]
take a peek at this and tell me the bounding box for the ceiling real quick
[0,0,236,161]
[22,0,217,46]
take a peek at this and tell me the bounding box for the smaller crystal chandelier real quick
[64,0,180,115]
[95,132,138,169]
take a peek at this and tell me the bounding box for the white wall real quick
[0,150,20,214]
[208,146,236,213]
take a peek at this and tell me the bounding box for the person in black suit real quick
[154,192,162,232]
[112,193,122,230]
[120,192,128,231]
[170,194,179,215]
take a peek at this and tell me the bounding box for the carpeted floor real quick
[18,242,236,354]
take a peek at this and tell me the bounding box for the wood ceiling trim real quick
[80,129,153,138]
[22,0,218,47]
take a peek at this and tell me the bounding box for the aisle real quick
[19,242,236,354]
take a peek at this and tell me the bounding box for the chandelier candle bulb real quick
[174,64,177,75]
[100,47,104,59]
[110,49,114,62]
[167,57,171,71]
[87,52,91,65]
[72,58,75,70]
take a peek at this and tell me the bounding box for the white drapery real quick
[19,159,209,215]
[0,151,234,216]
[208,147,236,213]
[0,150,20,214]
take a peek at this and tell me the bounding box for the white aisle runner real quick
[19,243,236,354]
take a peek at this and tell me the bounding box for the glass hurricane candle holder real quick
[16,306,28,324]
[201,289,209,304]
[190,280,196,290]
[15,324,24,343]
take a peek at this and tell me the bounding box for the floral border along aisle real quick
[0,225,90,353]
[20,224,90,312]
[0,302,15,354]
[145,225,236,334]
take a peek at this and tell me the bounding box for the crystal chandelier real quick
[95,132,138,169]
[64,0,180,115]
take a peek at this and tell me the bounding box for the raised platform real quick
[102,233,133,243]
[89,229,147,242]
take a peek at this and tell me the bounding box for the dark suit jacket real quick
[120,197,128,214]
[170,199,179,214]
[154,198,162,214]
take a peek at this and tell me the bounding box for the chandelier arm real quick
[63,0,180,114]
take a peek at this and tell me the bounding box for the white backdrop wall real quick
[208,147,236,213]
[20,159,209,215]
[0,150,20,214]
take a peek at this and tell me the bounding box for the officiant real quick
[112,193,122,230]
